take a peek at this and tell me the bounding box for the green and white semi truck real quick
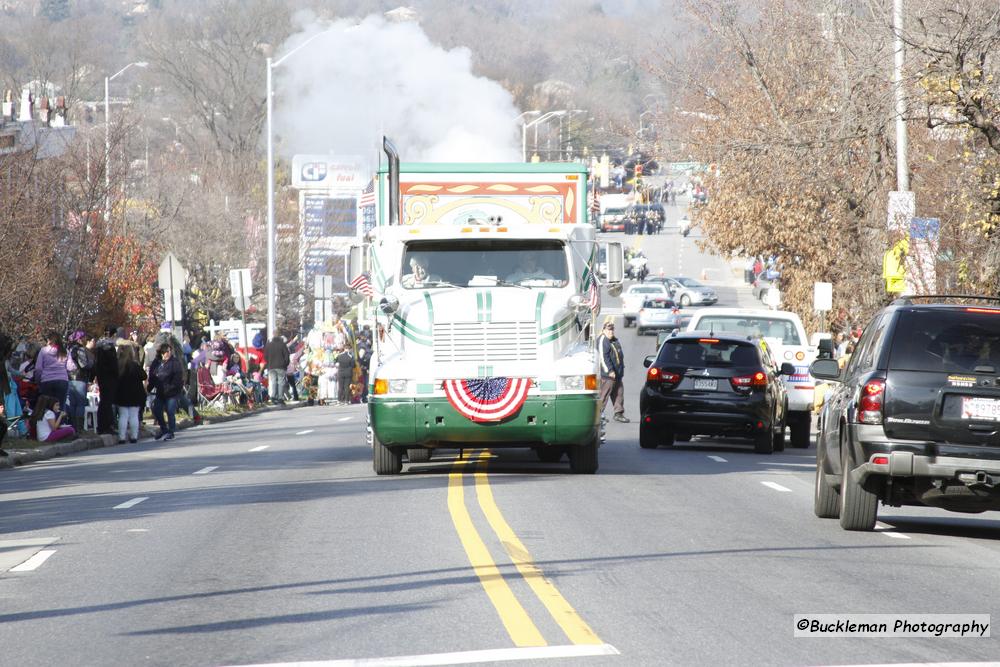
[351,140,624,474]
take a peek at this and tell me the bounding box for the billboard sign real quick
[292,154,368,190]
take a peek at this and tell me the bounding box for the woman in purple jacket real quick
[34,331,70,409]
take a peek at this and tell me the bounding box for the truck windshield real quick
[694,315,803,346]
[401,240,569,289]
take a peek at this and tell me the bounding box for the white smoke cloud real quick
[272,13,522,164]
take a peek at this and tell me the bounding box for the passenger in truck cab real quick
[401,254,442,288]
[507,254,554,284]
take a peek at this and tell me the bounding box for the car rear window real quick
[888,308,1000,372]
[643,299,676,309]
[631,286,664,294]
[657,339,760,367]
[693,315,802,346]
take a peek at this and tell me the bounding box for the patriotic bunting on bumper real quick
[443,377,532,423]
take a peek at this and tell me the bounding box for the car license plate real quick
[694,379,717,391]
[961,397,1000,421]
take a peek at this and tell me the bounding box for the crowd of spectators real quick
[0,317,374,457]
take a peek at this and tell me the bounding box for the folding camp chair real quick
[197,366,229,410]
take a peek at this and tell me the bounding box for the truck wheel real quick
[536,447,564,463]
[407,448,431,463]
[624,317,633,328]
[569,437,599,474]
[373,434,403,475]
[838,434,877,530]
[814,438,840,518]
[790,412,811,448]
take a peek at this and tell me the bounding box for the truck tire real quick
[814,439,840,519]
[624,317,633,328]
[407,448,431,463]
[569,437,599,474]
[373,434,402,475]
[790,412,811,448]
[838,434,877,530]
[536,447,564,463]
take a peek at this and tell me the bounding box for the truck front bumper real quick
[370,393,600,448]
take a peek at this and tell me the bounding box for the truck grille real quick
[433,321,537,363]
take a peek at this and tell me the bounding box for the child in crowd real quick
[32,395,76,443]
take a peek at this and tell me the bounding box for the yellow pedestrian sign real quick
[883,239,908,294]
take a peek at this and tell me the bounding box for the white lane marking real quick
[338,416,351,422]
[760,481,793,493]
[113,497,148,509]
[193,466,218,475]
[875,523,912,539]
[224,643,621,667]
[707,455,728,463]
[249,445,269,452]
[296,430,314,435]
[126,529,149,533]
[10,549,57,572]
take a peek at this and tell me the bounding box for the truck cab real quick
[355,144,623,475]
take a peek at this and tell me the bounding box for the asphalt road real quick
[2,218,999,666]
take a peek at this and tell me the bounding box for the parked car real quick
[636,297,683,336]
[640,331,794,452]
[622,283,670,327]
[811,296,1000,531]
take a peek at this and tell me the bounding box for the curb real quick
[0,400,309,470]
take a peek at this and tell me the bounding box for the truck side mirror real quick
[604,241,624,284]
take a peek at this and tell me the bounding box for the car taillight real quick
[859,378,885,424]
[647,367,681,385]
[731,370,768,389]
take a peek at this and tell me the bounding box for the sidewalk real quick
[0,400,311,470]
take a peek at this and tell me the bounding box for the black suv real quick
[640,332,794,453]
[811,296,1000,530]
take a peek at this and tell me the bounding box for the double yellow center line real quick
[447,451,603,647]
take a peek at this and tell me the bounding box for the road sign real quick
[163,289,183,322]
[314,299,334,324]
[229,268,252,298]
[813,282,833,312]
[158,253,187,292]
[234,295,252,311]
[887,191,914,233]
[314,274,334,300]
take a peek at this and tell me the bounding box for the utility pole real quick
[892,0,908,192]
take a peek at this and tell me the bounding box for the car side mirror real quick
[779,362,796,376]
[643,355,655,368]
[809,358,841,381]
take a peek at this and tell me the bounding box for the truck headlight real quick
[561,374,597,391]
[562,375,584,390]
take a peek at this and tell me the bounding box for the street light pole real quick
[265,56,276,337]
[104,61,147,230]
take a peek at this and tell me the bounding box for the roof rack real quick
[891,294,1000,306]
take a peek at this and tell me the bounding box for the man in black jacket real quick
[94,325,120,434]
[335,347,354,404]
[264,334,290,404]
[597,318,629,423]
